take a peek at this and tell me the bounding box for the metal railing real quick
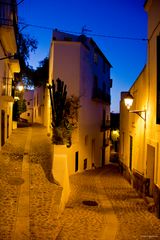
[0,1,17,26]
[1,77,14,97]
[92,87,111,104]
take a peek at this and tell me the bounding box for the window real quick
[157,36,160,124]
[94,52,98,64]
[27,101,30,105]
[103,81,106,93]
[103,61,106,73]
[93,75,98,89]
[27,113,30,116]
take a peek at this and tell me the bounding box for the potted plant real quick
[48,78,80,147]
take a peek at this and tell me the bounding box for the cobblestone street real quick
[0,125,160,239]
[57,166,160,240]
[0,125,62,240]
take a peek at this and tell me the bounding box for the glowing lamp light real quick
[17,83,24,92]
[123,92,146,121]
[124,93,134,109]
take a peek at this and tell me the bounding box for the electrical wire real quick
[0,0,24,6]
[18,21,148,42]
[17,0,25,6]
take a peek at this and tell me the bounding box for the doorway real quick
[129,136,133,171]
[1,110,5,146]
[75,151,78,172]
[7,115,9,138]
[147,145,155,196]
[91,139,95,167]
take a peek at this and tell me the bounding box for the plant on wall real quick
[48,78,80,147]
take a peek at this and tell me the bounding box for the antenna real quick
[81,25,92,35]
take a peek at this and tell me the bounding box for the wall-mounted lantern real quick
[124,92,134,109]
[123,92,146,121]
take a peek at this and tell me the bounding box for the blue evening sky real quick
[18,0,147,113]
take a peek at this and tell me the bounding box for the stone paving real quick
[56,169,117,240]
[0,128,28,240]
[29,125,62,240]
[56,166,160,240]
[99,165,160,240]
[0,124,160,240]
[0,125,62,240]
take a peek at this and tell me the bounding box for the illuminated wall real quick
[145,0,160,188]
[120,0,160,206]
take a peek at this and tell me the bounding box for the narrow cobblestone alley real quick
[0,125,62,240]
[0,125,160,240]
[0,127,28,240]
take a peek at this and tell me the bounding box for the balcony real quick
[0,0,17,53]
[8,58,20,73]
[92,87,111,104]
[0,0,17,26]
[0,77,14,102]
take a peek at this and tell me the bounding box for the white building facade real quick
[47,30,112,175]
[120,0,160,218]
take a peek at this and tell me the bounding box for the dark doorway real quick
[1,110,5,146]
[129,136,133,170]
[7,115,9,138]
[84,158,87,170]
[102,132,105,167]
[91,139,95,167]
[75,151,78,172]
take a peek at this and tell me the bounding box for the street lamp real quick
[124,92,134,110]
[123,92,146,121]
[17,82,24,92]
[14,82,24,101]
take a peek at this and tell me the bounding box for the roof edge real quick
[144,0,152,11]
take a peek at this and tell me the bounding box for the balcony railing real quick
[0,1,17,27]
[92,87,111,104]
[1,77,14,97]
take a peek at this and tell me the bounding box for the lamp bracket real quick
[129,110,146,121]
